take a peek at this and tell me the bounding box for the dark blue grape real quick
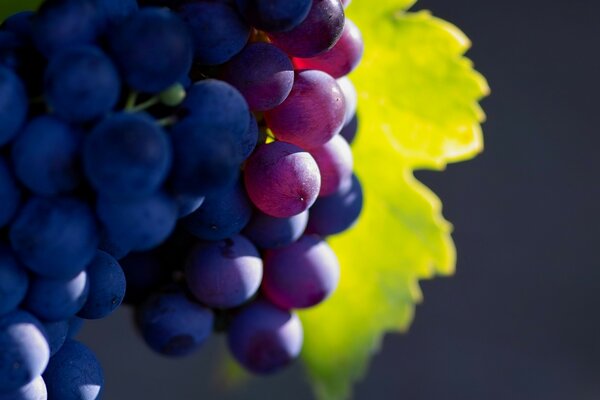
[66,317,84,339]
[175,194,205,218]
[220,42,294,112]
[78,251,126,319]
[43,340,104,400]
[0,157,21,229]
[0,311,49,393]
[185,235,263,309]
[42,319,69,357]
[240,112,259,160]
[227,300,303,374]
[10,197,99,279]
[98,230,130,261]
[44,46,120,122]
[178,1,250,65]
[96,192,178,252]
[0,66,27,146]
[137,287,213,357]
[0,375,47,400]
[0,32,22,70]
[307,173,363,236]
[93,0,138,26]
[1,12,34,39]
[83,112,172,201]
[108,7,192,93]
[183,179,253,241]
[0,245,28,316]
[235,0,312,32]
[25,270,89,322]
[11,116,82,195]
[31,0,101,58]
[243,209,308,249]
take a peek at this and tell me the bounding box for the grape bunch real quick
[0,0,364,398]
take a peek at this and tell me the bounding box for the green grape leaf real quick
[0,0,42,21]
[299,2,489,399]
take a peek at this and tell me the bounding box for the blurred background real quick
[81,0,600,398]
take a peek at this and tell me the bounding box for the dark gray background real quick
[81,0,600,398]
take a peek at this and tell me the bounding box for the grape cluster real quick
[0,0,363,398]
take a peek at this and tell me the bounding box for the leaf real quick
[0,0,42,21]
[299,1,489,399]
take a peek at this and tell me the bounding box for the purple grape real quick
[262,235,340,309]
[341,0,351,6]
[0,245,28,317]
[0,375,46,400]
[307,173,363,236]
[309,134,353,197]
[227,300,303,374]
[137,287,214,357]
[292,18,363,78]
[185,235,263,309]
[235,0,312,32]
[265,70,345,149]
[220,42,294,112]
[268,0,345,58]
[243,210,308,249]
[337,75,357,126]
[244,141,321,218]
[339,112,358,144]
[0,311,49,393]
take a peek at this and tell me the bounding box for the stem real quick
[156,115,178,127]
[129,96,160,113]
[125,91,138,110]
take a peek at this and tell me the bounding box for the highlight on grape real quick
[0,0,363,398]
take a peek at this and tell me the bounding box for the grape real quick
[292,18,363,79]
[337,76,357,127]
[78,251,126,320]
[183,179,253,241]
[1,12,34,39]
[93,0,138,26]
[235,0,311,32]
[24,270,89,322]
[185,235,263,309]
[227,300,303,374]
[83,112,172,201]
[44,46,120,122]
[178,1,250,65]
[341,0,351,7]
[244,141,321,218]
[0,66,27,146]
[108,7,192,93]
[31,0,101,58]
[220,42,294,112]
[137,287,214,357]
[11,116,82,196]
[96,192,178,252]
[0,245,28,317]
[240,112,259,160]
[243,210,309,249]
[9,197,99,279]
[43,340,104,400]
[174,194,205,218]
[309,134,353,197]
[97,231,130,261]
[41,320,69,357]
[0,158,21,229]
[120,251,172,305]
[0,32,21,70]
[0,311,49,393]
[268,0,345,58]
[265,70,345,149]
[0,375,46,400]
[339,112,358,144]
[307,173,363,236]
[66,317,84,339]
[262,235,340,309]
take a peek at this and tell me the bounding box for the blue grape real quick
[43,340,104,400]
[97,230,130,261]
[0,311,49,393]
[137,287,214,357]
[120,251,172,305]
[307,173,363,236]
[0,32,22,70]
[175,194,205,218]
[78,251,126,320]
[66,317,84,339]
[42,320,69,357]
[243,209,308,249]
[108,7,192,93]
[31,0,101,58]
[0,66,27,146]
[0,245,28,317]
[24,270,89,322]
[44,46,120,122]
[262,235,339,309]
[0,375,47,400]
[1,12,34,39]
[227,300,303,374]
[11,116,82,196]
[220,42,294,112]
[10,197,99,279]
[93,0,138,26]
[268,0,345,57]
[178,2,250,65]
[83,112,172,200]
[185,235,263,309]
[0,157,20,229]
[241,112,259,160]
[235,0,312,32]
[96,192,178,252]
[183,179,253,241]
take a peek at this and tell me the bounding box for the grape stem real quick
[156,115,178,127]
